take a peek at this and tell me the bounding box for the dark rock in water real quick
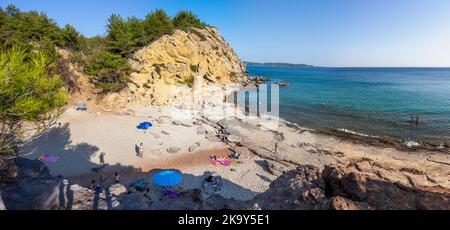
[250,76,270,83]
[274,82,289,87]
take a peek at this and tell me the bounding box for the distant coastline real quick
[244,61,314,68]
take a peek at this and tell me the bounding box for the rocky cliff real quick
[103,27,248,108]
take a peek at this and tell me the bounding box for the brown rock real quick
[328,196,372,210]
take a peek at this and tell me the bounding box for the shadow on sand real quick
[6,124,258,210]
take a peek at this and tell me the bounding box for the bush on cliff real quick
[85,50,131,93]
[0,5,208,93]
[173,10,205,29]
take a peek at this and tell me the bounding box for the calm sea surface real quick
[246,66,450,143]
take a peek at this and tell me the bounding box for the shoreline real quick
[18,99,450,203]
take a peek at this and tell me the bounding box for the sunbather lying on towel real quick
[209,156,231,166]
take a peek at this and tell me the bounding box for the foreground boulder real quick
[1,158,449,210]
[321,165,450,210]
[246,165,328,210]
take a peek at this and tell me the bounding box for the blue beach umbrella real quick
[137,122,153,130]
[152,170,183,187]
[76,103,86,110]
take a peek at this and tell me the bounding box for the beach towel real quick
[163,190,181,198]
[218,159,231,166]
[40,154,60,163]
[209,157,231,166]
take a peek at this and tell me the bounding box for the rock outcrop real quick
[2,158,448,210]
[0,158,123,210]
[103,27,248,108]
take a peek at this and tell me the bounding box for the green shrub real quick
[68,52,84,64]
[106,14,145,55]
[189,28,207,41]
[153,63,165,75]
[178,75,195,87]
[173,10,205,29]
[190,63,199,73]
[85,50,131,93]
[0,5,214,95]
[142,9,174,42]
[0,46,68,154]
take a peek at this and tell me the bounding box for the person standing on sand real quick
[274,142,278,154]
[139,143,144,159]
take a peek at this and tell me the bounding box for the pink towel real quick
[43,154,60,163]
[209,159,220,165]
[209,158,231,166]
[219,159,231,166]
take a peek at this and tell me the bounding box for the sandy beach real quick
[20,105,279,200]
[19,100,450,204]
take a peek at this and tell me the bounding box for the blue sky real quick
[2,0,450,67]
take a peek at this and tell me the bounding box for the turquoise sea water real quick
[246,66,450,143]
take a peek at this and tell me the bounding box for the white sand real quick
[21,106,276,200]
[21,103,450,201]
